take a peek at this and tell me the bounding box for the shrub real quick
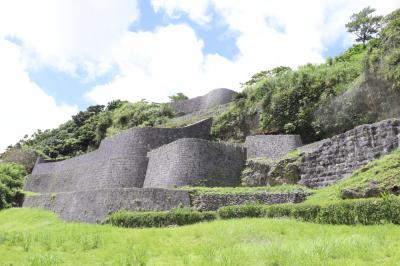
[105,208,217,228]
[0,163,27,209]
[316,198,400,225]
[218,204,264,219]
[217,197,400,225]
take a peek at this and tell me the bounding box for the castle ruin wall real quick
[144,138,247,188]
[245,135,303,160]
[299,118,400,188]
[169,88,237,115]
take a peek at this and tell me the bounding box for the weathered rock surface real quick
[241,157,301,187]
[299,119,400,188]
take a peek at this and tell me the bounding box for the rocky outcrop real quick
[241,157,301,187]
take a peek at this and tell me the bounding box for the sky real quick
[0,0,398,152]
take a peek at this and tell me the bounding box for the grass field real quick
[0,208,400,266]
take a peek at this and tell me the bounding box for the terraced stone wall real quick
[144,138,247,188]
[169,88,236,115]
[24,119,212,193]
[245,135,303,160]
[299,119,400,188]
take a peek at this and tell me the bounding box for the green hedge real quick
[218,197,400,225]
[105,208,217,228]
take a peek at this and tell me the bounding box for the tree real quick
[169,92,188,102]
[346,7,383,44]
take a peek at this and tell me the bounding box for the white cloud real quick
[86,0,400,104]
[0,39,78,152]
[0,0,139,151]
[151,0,211,25]
[0,0,139,77]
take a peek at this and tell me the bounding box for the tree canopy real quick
[346,6,383,44]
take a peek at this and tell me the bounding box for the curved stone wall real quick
[144,138,247,188]
[24,118,212,193]
[169,88,237,114]
[245,135,303,160]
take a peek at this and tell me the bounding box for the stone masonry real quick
[299,118,400,188]
[22,87,400,223]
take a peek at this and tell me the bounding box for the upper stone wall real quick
[245,135,303,160]
[144,138,247,188]
[24,118,212,193]
[169,88,237,115]
[299,118,400,188]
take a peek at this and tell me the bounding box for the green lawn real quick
[0,208,400,265]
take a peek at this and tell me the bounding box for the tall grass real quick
[0,208,399,265]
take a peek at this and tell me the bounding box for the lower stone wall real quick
[299,118,400,188]
[23,188,191,223]
[190,191,311,211]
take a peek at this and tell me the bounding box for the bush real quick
[316,198,400,225]
[0,163,27,209]
[218,204,264,219]
[105,208,217,228]
[217,197,400,225]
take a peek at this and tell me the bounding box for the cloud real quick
[86,0,400,105]
[86,24,243,103]
[0,0,139,77]
[151,0,211,25]
[0,39,78,152]
[0,0,139,151]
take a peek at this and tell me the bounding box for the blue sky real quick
[0,0,398,151]
[28,0,242,109]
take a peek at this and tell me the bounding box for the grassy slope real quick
[305,149,400,205]
[1,209,400,266]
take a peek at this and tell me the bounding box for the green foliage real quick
[0,163,26,209]
[212,43,365,142]
[0,146,37,172]
[213,9,400,143]
[8,100,175,160]
[108,101,174,134]
[218,197,400,225]
[169,92,189,102]
[346,6,383,44]
[105,208,217,228]
[366,8,400,91]
[218,204,264,219]
[211,98,259,142]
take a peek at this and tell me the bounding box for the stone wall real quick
[245,135,303,160]
[169,88,236,115]
[24,118,212,193]
[23,188,191,223]
[299,118,400,188]
[144,138,247,188]
[191,191,311,211]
